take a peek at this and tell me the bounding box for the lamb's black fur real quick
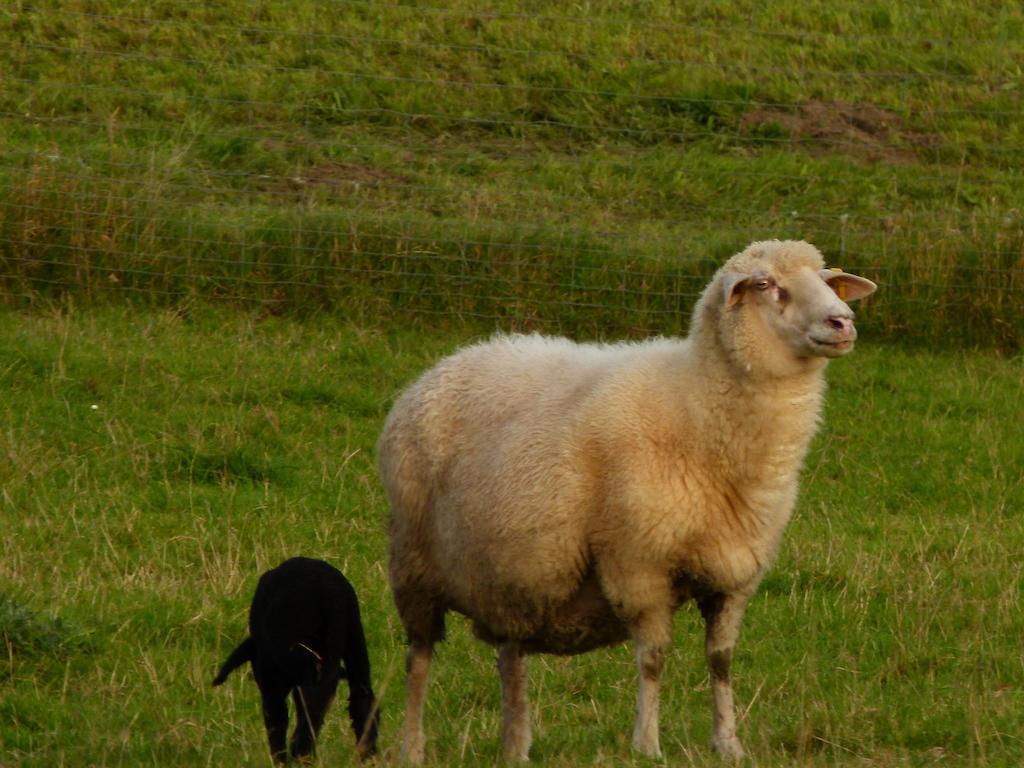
[213,557,379,762]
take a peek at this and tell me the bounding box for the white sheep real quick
[377,240,876,762]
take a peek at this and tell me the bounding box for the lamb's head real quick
[694,240,877,378]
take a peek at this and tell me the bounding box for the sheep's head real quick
[698,240,877,378]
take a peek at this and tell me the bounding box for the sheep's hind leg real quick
[402,641,433,764]
[699,591,749,760]
[498,643,531,761]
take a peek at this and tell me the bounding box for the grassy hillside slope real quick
[2,1,1023,347]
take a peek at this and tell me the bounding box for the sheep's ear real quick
[722,272,750,306]
[820,269,877,302]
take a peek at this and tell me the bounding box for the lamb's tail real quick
[212,636,255,686]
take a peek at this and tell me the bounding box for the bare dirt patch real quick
[740,100,937,163]
[256,159,412,199]
[299,160,408,188]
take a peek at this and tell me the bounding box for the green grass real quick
[2,304,1021,766]
[1,3,1022,764]
[2,1,1023,348]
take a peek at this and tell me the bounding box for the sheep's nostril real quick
[827,316,849,332]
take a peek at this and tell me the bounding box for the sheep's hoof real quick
[356,742,377,762]
[501,734,531,762]
[501,721,532,761]
[631,732,662,759]
[502,747,531,763]
[401,739,426,765]
[711,733,745,761]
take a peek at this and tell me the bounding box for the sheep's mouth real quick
[808,336,854,356]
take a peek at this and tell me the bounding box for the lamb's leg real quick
[251,659,290,764]
[630,608,672,758]
[497,643,531,761]
[258,687,290,764]
[402,641,433,764]
[290,671,340,759]
[698,591,749,760]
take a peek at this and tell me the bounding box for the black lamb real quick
[213,557,379,762]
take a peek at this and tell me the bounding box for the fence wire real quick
[1,3,1022,347]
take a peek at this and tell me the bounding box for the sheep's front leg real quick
[402,642,434,764]
[258,688,290,764]
[290,671,340,759]
[630,608,672,758]
[252,663,290,764]
[498,643,531,761]
[698,592,749,760]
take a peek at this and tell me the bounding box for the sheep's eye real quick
[754,279,772,291]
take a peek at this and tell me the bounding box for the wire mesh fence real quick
[1,3,1022,347]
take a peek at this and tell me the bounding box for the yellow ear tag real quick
[828,267,847,300]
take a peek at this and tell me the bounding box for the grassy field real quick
[2,2,1023,766]
[2,1,1023,347]
[1,304,1021,766]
